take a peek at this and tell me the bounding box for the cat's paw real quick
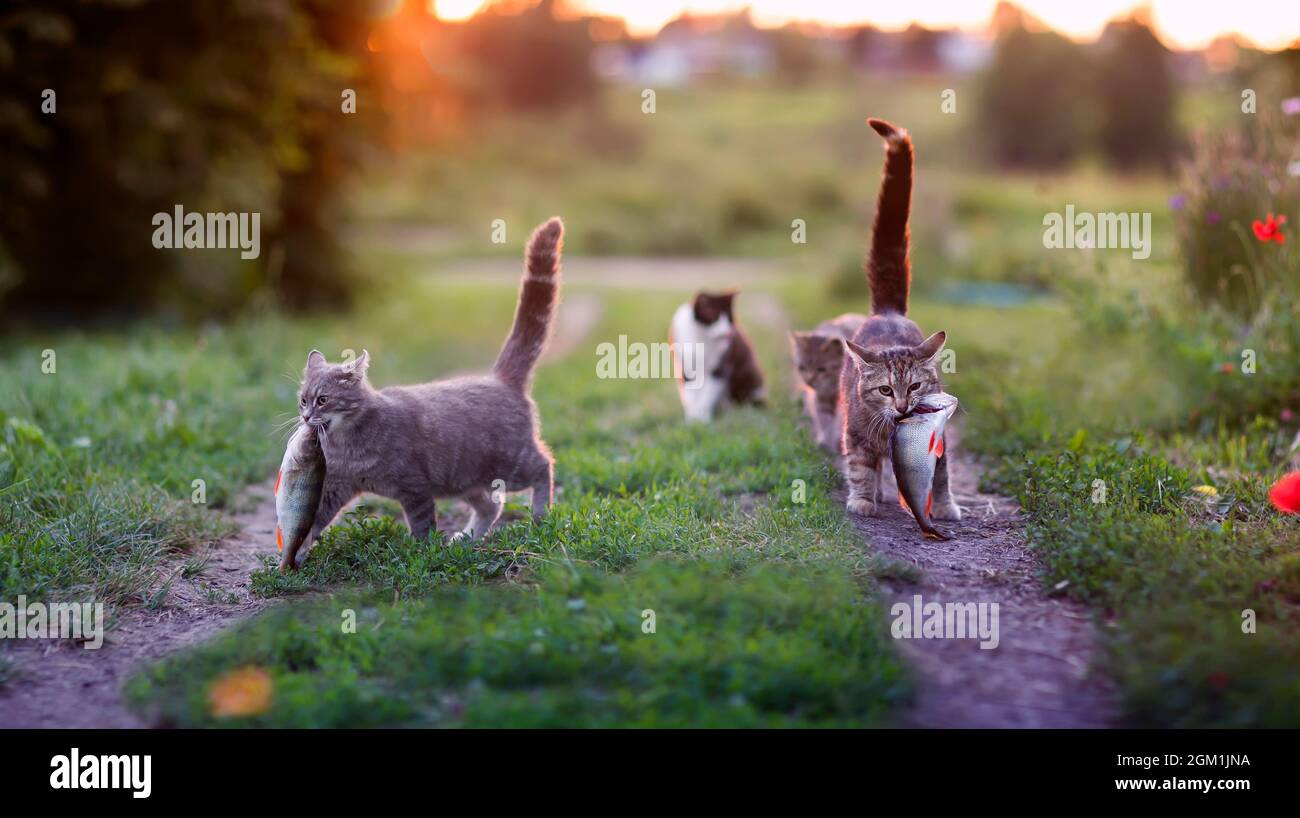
[845,496,877,517]
[931,500,963,521]
[449,530,472,543]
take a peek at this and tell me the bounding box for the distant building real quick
[594,10,775,86]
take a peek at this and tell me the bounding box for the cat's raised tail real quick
[494,216,564,392]
[865,117,913,316]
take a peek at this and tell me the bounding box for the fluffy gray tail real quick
[493,217,563,392]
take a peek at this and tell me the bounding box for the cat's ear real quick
[844,340,884,366]
[914,331,946,362]
[789,331,808,351]
[305,350,326,372]
[344,349,370,378]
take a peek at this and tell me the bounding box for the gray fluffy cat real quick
[288,217,564,568]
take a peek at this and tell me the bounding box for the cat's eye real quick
[908,382,922,392]
[317,395,328,405]
[878,386,893,396]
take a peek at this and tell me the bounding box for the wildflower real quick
[1289,160,1300,178]
[1282,96,1300,115]
[1192,485,1218,498]
[1282,407,1295,423]
[1219,362,1235,374]
[1205,210,1221,225]
[1269,472,1300,514]
[1169,193,1186,210]
[1252,213,1286,243]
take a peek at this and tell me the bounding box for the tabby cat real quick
[840,120,959,521]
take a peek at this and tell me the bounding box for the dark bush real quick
[1094,17,1177,170]
[977,25,1093,168]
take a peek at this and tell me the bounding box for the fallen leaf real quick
[208,666,273,718]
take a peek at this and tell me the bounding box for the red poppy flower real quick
[1252,213,1287,243]
[1269,472,1300,514]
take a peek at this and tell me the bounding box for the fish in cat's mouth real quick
[901,392,958,420]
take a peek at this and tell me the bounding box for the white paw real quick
[449,530,473,543]
[931,501,963,521]
[846,497,877,517]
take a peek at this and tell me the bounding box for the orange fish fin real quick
[899,494,910,513]
[274,469,281,496]
[276,526,283,552]
[928,431,935,454]
[926,492,933,517]
[935,436,944,458]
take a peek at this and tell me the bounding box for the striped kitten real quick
[791,313,865,452]
[840,119,959,521]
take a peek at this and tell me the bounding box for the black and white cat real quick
[669,290,764,423]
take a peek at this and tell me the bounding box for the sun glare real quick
[430,0,488,22]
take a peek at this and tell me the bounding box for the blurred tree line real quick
[0,0,600,322]
[978,10,1178,170]
[0,0,384,321]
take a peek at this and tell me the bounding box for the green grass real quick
[130,557,904,728]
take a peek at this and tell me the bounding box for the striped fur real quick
[865,118,913,316]
[494,217,563,392]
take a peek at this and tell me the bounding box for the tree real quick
[1095,17,1177,170]
[977,24,1093,168]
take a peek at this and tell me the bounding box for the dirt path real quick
[0,485,278,727]
[846,427,1118,727]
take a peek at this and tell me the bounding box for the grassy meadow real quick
[3,77,1298,726]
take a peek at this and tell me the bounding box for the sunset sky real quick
[431,0,1300,50]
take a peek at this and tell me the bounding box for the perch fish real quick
[890,391,958,540]
[275,424,326,571]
